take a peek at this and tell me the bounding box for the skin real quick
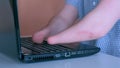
[32,0,120,44]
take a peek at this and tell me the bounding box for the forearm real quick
[76,0,120,40]
[47,0,120,44]
[47,5,78,36]
[100,0,120,18]
[47,16,74,35]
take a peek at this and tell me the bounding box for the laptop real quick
[4,0,100,63]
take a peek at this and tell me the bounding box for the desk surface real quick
[0,53,120,68]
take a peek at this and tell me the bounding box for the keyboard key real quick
[21,37,73,54]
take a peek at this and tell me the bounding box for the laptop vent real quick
[32,56,54,61]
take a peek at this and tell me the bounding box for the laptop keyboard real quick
[21,37,72,54]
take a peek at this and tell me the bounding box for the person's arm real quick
[32,4,78,43]
[47,4,78,36]
[48,0,120,44]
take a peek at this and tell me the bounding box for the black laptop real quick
[10,0,100,63]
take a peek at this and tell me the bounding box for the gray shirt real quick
[66,0,120,57]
